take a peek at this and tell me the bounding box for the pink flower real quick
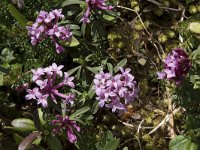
[25,88,40,100]
[81,0,113,24]
[25,63,75,107]
[64,73,75,88]
[94,68,139,113]
[31,68,44,81]
[27,9,72,53]
[37,94,48,108]
[52,63,64,77]
[157,48,191,84]
[52,115,80,143]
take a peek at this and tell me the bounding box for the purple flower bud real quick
[157,48,191,84]
[51,115,80,143]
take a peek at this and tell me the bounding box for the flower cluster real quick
[81,0,113,23]
[157,48,191,84]
[94,68,139,112]
[27,9,72,53]
[52,115,80,143]
[25,63,75,107]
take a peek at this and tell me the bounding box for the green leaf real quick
[0,73,3,86]
[11,118,36,132]
[102,138,120,150]
[81,69,87,88]
[47,135,62,150]
[62,0,85,7]
[76,67,82,79]
[70,118,85,124]
[114,59,127,73]
[102,14,116,22]
[7,4,28,28]
[62,36,80,47]
[107,63,113,74]
[86,66,101,74]
[1,48,10,55]
[67,66,81,76]
[13,134,24,144]
[69,24,80,30]
[96,131,120,150]
[189,22,200,34]
[169,135,198,150]
[32,136,42,145]
[70,106,90,119]
[38,108,46,126]
[88,84,95,99]
[18,131,42,150]
[91,101,99,114]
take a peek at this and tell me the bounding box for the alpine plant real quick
[94,68,139,113]
[81,0,113,23]
[25,63,75,107]
[157,48,191,84]
[52,115,80,143]
[27,9,72,53]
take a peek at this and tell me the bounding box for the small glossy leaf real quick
[67,36,80,47]
[47,135,62,150]
[11,118,36,132]
[189,22,200,34]
[13,134,24,144]
[96,131,120,150]
[81,69,87,88]
[0,73,3,86]
[169,135,198,150]
[32,136,42,145]
[102,14,116,22]
[114,59,127,73]
[67,66,81,76]
[1,48,10,55]
[76,67,82,79]
[62,0,85,7]
[70,106,90,119]
[103,138,120,150]
[86,66,101,74]
[38,108,46,126]
[70,24,80,30]
[107,63,113,74]
[88,85,95,99]
[91,101,99,114]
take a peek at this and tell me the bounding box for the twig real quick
[168,96,175,138]
[159,7,181,12]
[147,0,161,6]
[143,7,181,12]
[137,119,145,150]
[137,119,145,133]
[153,43,163,60]
[148,107,181,135]
[120,121,134,128]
